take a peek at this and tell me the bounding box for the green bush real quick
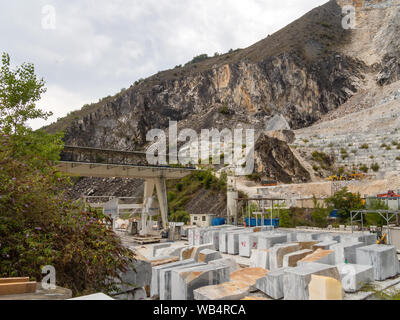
[169,210,190,224]
[0,135,134,296]
[325,187,364,221]
[371,163,380,172]
[360,144,369,149]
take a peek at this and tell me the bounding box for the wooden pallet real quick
[132,236,161,244]
[0,278,37,296]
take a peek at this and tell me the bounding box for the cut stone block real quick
[312,241,338,250]
[314,233,341,242]
[230,268,269,292]
[356,244,399,280]
[255,268,288,299]
[219,228,244,253]
[296,233,316,241]
[147,255,179,267]
[159,262,205,300]
[297,241,319,250]
[197,249,222,263]
[208,258,240,273]
[239,232,273,257]
[193,280,250,300]
[180,243,215,261]
[250,249,270,270]
[152,243,172,257]
[331,242,365,264]
[298,249,335,266]
[341,233,377,246]
[171,264,230,300]
[308,275,344,300]
[283,249,313,267]
[115,258,152,293]
[283,263,341,300]
[157,245,188,258]
[150,259,196,298]
[194,228,207,246]
[336,263,374,292]
[188,228,196,246]
[69,293,114,300]
[228,231,253,255]
[257,234,287,250]
[269,243,301,270]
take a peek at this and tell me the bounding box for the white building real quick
[190,213,216,227]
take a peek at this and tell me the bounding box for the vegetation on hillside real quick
[166,170,227,223]
[0,53,134,296]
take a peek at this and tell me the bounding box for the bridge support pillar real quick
[140,177,169,235]
[155,177,169,230]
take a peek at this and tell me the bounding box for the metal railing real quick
[60,145,197,170]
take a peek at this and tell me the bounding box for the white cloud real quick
[0,0,328,130]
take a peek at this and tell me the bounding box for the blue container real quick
[330,209,339,218]
[212,217,227,226]
[245,218,280,228]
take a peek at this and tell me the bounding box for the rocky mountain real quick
[45,0,400,204]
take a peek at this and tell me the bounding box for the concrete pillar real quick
[141,179,156,236]
[155,177,169,230]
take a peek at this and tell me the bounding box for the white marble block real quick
[356,244,399,281]
[283,263,341,300]
[336,263,374,292]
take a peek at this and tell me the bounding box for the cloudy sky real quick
[1,0,328,130]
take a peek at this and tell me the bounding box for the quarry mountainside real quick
[48,0,400,206]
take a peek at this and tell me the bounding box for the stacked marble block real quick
[254,232,400,299]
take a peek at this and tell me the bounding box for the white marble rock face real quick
[336,263,374,292]
[356,244,399,281]
[171,264,230,300]
[283,263,341,300]
[256,268,288,300]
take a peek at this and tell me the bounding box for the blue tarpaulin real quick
[212,217,227,226]
[245,218,280,228]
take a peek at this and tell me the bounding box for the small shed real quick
[190,213,216,227]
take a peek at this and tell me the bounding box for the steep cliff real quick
[46,0,400,194]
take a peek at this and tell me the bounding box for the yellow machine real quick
[329,173,366,182]
[329,175,346,181]
[377,233,388,245]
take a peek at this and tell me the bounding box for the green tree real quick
[0,53,134,296]
[311,196,328,227]
[0,53,51,134]
[0,52,63,170]
[325,187,364,221]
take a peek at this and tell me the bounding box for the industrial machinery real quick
[329,173,366,182]
[377,190,400,199]
[261,179,278,187]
